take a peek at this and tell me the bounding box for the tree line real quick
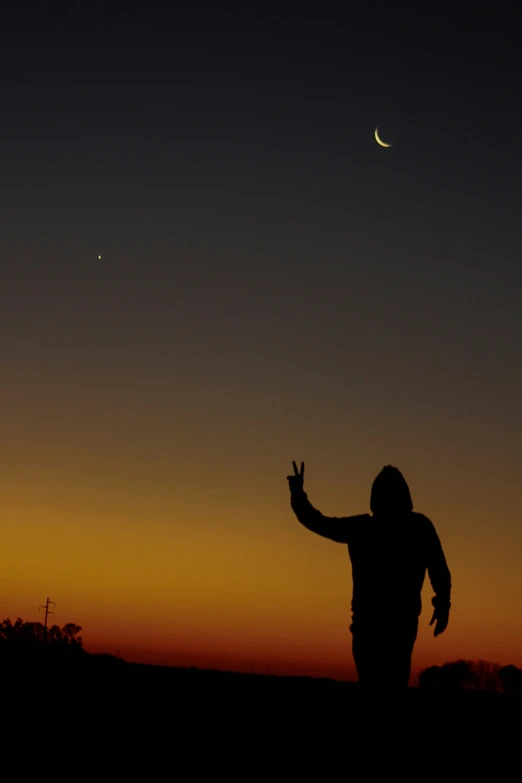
[0,617,84,663]
[419,659,522,695]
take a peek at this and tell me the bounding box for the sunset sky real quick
[2,4,522,682]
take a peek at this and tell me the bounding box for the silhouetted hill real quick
[4,657,520,704]
[4,657,518,776]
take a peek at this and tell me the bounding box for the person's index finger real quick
[292,461,298,475]
[300,462,305,478]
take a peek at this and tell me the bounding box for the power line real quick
[39,597,56,643]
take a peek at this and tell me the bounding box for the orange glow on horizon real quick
[2,456,522,682]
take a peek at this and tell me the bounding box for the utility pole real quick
[39,597,56,643]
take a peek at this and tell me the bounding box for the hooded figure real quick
[288,462,451,688]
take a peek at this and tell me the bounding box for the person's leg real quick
[385,620,418,688]
[352,623,385,689]
[352,630,372,687]
[351,618,418,688]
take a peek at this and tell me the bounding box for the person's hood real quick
[370,465,413,516]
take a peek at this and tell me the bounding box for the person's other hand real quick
[429,605,449,637]
[287,461,304,493]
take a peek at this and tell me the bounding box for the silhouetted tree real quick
[61,623,83,647]
[472,660,500,691]
[0,617,128,674]
[419,660,476,690]
[419,659,522,693]
[497,665,522,696]
[47,624,64,644]
[418,665,443,689]
[0,617,85,664]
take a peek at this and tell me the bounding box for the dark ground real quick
[3,658,519,772]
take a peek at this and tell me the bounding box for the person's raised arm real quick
[287,461,361,544]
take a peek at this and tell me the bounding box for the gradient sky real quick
[2,4,522,681]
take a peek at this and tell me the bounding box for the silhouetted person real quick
[287,462,451,689]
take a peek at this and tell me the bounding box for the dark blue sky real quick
[2,3,522,479]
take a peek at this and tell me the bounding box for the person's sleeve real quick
[423,516,452,609]
[290,488,362,544]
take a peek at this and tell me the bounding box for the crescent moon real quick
[375,127,392,148]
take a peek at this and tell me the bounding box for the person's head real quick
[370,465,413,516]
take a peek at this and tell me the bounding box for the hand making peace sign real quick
[287,461,305,493]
